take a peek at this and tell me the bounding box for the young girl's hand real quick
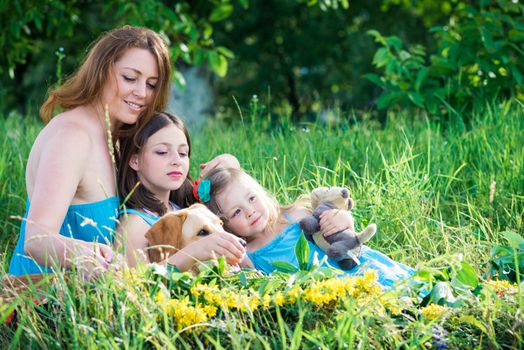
[319,209,355,237]
[199,153,240,178]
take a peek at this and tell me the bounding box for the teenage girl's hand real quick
[199,153,240,178]
[191,231,246,265]
[319,209,355,237]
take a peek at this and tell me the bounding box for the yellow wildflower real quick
[485,279,517,297]
[421,304,449,321]
[273,291,285,306]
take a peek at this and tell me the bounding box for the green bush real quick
[366,0,524,117]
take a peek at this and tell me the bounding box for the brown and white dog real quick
[144,203,232,264]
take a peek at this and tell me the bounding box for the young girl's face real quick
[130,124,189,198]
[216,177,269,240]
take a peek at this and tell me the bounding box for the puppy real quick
[144,203,230,264]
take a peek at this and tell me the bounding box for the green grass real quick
[0,100,523,348]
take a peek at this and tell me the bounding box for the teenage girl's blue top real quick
[8,196,120,276]
[247,216,415,288]
[119,202,181,226]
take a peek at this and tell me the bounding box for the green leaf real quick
[430,281,456,306]
[295,233,310,270]
[271,262,299,273]
[508,29,524,42]
[456,315,488,334]
[415,67,429,91]
[452,262,479,290]
[408,92,425,107]
[480,27,495,52]
[364,73,387,89]
[385,36,402,51]
[209,4,233,22]
[216,46,235,59]
[208,51,228,77]
[503,231,524,249]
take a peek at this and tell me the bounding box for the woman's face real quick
[101,47,159,125]
[129,124,190,199]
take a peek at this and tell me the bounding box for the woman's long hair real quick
[118,112,196,215]
[40,25,171,130]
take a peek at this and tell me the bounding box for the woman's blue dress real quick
[9,197,119,276]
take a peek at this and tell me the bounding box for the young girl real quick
[9,26,171,279]
[116,112,245,271]
[199,168,415,288]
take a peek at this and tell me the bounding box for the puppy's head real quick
[144,203,228,263]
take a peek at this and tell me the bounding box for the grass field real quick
[0,100,523,348]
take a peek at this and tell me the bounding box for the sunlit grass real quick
[0,100,523,348]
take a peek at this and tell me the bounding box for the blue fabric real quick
[119,208,160,226]
[247,222,415,288]
[8,196,119,276]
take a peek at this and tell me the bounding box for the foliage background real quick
[3,0,523,121]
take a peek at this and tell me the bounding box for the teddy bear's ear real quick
[347,198,354,210]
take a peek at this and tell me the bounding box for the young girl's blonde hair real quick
[203,168,281,235]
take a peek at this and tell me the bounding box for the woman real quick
[8,26,171,279]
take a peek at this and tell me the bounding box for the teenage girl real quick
[116,112,245,271]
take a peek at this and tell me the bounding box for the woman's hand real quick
[70,242,116,281]
[199,153,240,178]
[319,209,355,237]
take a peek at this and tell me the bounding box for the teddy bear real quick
[299,186,377,270]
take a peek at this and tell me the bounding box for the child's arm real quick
[319,209,355,237]
[116,214,151,268]
[199,153,240,178]
[167,231,246,271]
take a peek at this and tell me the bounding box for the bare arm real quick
[24,126,113,276]
[167,231,246,271]
[199,153,240,178]
[116,214,151,268]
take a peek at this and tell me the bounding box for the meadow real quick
[0,100,523,348]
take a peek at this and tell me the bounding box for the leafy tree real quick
[0,0,241,116]
[366,0,524,118]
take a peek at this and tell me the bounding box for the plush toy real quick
[299,186,377,270]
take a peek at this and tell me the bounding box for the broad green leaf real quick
[415,67,429,91]
[217,46,235,59]
[208,51,228,77]
[430,281,456,305]
[503,231,524,249]
[209,4,233,22]
[271,262,299,273]
[452,262,479,290]
[295,233,310,270]
[364,73,387,89]
[508,29,524,42]
[408,91,425,107]
[456,315,488,334]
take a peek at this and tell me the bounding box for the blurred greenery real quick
[1,0,523,122]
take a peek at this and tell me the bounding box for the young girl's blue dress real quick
[9,197,120,276]
[247,219,415,288]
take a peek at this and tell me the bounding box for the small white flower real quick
[150,263,168,276]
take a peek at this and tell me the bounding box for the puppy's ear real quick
[145,212,187,263]
[347,198,354,210]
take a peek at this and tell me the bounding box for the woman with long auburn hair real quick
[9,26,172,279]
